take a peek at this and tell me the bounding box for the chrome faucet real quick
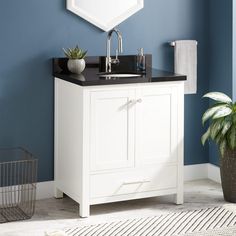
[106,28,123,73]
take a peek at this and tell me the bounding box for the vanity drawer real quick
[90,165,177,199]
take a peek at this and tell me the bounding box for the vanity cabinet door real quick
[90,89,135,172]
[135,86,179,165]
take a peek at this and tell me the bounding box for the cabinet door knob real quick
[137,99,143,103]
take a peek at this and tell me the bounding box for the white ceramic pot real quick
[67,59,85,74]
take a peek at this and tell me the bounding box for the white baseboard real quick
[37,181,54,200]
[207,163,221,183]
[184,164,208,181]
[184,163,221,183]
[36,164,221,200]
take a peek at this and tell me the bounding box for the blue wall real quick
[208,0,233,166]
[0,0,210,182]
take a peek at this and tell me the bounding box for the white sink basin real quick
[99,73,141,78]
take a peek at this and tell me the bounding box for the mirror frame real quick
[67,0,144,31]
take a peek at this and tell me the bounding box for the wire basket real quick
[0,148,37,223]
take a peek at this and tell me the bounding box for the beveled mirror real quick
[67,0,144,32]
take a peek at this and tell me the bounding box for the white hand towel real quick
[174,40,197,94]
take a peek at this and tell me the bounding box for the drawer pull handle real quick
[123,180,151,185]
[127,99,142,106]
[127,100,135,105]
[136,98,143,103]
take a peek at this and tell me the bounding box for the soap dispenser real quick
[137,48,146,72]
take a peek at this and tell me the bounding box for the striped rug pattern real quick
[65,206,236,236]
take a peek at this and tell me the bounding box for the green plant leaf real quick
[202,104,227,125]
[233,114,236,124]
[212,107,232,119]
[215,132,223,144]
[229,127,236,149]
[203,92,232,104]
[62,48,67,54]
[201,127,211,145]
[221,120,232,136]
[62,48,70,58]
[81,50,87,59]
[219,139,227,156]
[63,45,87,59]
[210,119,223,140]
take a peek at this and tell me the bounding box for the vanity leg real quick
[175,192,184,205]
[54,187,64,199]
[79,203,90,218]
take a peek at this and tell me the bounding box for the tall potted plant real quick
[63,45,87,74]
[202,92,236,202]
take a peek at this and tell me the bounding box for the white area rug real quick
[59,205,236,236]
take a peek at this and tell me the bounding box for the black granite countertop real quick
[53,55,186,86]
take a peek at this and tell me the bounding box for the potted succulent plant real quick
[202,92,236,202]
[63,45,87,74]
